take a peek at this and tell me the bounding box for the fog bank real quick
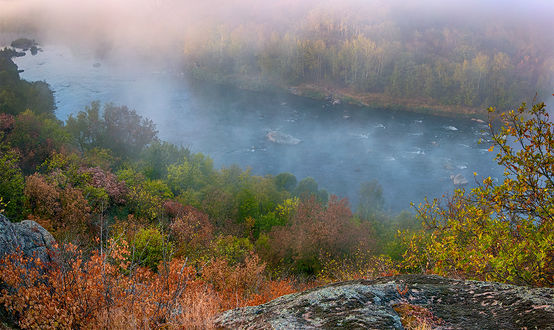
[2,0,553,60]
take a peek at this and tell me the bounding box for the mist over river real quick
[14,45,503,212]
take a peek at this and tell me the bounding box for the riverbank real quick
[289,83,487,119]
[185,69,488,120]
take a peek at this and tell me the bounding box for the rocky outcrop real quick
[215,275,554,329]
[0,214,56,264]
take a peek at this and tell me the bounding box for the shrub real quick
[170,205,214,257]
[132,227,172,272]
[318,249,398,283]
[0,242,219,328]
[0,241,299,328]
[403,102,554,287]
[0,146,26,220]
[269,196,375,276]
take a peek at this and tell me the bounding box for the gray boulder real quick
[0,214,56,264]
[215,274,554,329]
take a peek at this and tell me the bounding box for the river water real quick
[13,45,502,212]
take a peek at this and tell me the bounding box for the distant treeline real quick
[182,6,553,112]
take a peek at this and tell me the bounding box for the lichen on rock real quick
[0,214,56,264]
[215,274,554,329]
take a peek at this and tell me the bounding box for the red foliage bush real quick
[0,113,15,136]
[163,200,186,218]
[81,166,128,204]
[170,205,214,253]
[24,173,92,241]
[269,196,375,273]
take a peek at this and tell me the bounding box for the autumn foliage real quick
[1,51,552,328]
[269,196,375,275]
[403,102,554,286]
[0,241,296,329]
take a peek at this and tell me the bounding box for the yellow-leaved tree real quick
[403,101,553,287]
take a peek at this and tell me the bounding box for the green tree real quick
[236,188,259,222]
[139,141,190,180]
[0,146,26,220]
[132,227,172,272]
[274,172,297,192]
[167,153,216,195]
[102,104,158,157]
[6,110,68,173]
[357,180,385,220]
[66,102,158,158]
[294,177,328,203]
[65,102,103,152]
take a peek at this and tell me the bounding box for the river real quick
[13,44,502,212]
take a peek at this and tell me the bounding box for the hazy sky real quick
[1,0,552,106]
[2,0,553,53]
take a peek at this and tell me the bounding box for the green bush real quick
[132,227,172,272]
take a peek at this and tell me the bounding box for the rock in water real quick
[0,214,56,263]
[10,38,38,51]
[215,275,554,329]
[451,173,469,185]
[266,131,301,145]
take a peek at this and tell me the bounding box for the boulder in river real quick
[266,131,301,145]
[450,173,469,186]
[214,274,554,329]
[10,38,38,51]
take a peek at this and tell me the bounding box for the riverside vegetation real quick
[181,1,553,115]
[0,46,552,328]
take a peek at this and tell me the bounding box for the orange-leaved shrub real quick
[0,239,300,328]
[201,252,296,309]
